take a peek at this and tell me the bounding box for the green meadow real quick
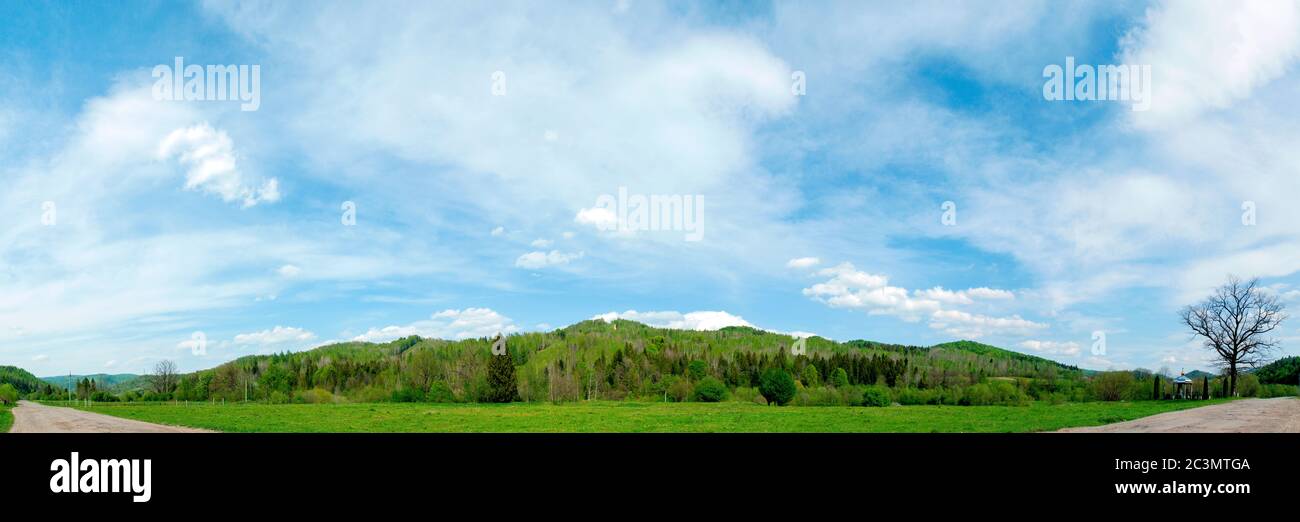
[55,399,1228,433]
[0,405,11,433]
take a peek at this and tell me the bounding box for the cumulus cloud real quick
[353,308,518,342]
[157,123,280,207]
[786,257,821,269]
[592,309,819,338]
[594,310,755,331]
[530,238,553,248]
[515,250,584,269]
[234,326,317,345]
[803,262,1041,339]
[914,286,1014,305]
[574,207,618,230]
[277,264,302,278]
[1018,339,1082,357]
[803,262,940,321]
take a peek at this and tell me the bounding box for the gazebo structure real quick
[1173,372,1194,399]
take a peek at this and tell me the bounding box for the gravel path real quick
[9,400,211,433]
[1060,397,1300,433]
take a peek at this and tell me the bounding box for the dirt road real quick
[9,401,211,433]
[1060,397,1300,433]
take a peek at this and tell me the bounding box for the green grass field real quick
[0,404,12,433]
[58,399,1231,433]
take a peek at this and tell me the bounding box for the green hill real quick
[153,319,1086,406]
[1254,357,1300,385]
[40,373,145,391]
[1,365,48,394]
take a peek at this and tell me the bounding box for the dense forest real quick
[1254,356,1300,385]
[0,365,47,394]
[16,320,1300,406]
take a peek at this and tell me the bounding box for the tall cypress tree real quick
[1153,375,1161,400]
[485,341,520,403]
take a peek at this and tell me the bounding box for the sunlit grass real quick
[56,399,1232,433]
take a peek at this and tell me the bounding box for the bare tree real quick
[1180,277,1287,396]
[151,360,179,395]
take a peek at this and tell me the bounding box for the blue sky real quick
[4,0,1300,375]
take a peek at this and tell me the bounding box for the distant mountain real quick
[1185,370,1217,380]
[40,373,146,392]
[1,365,48,394]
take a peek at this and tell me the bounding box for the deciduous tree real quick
[1180,277,1287,396]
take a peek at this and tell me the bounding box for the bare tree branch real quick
[1180,276,1287,395]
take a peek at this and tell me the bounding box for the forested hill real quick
[135,318,1085,404]
[0,365,47,394]
[1254,356,1300,384]
[39,373,146,392]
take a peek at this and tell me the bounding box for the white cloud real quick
[32,354,48,362]
[594,310,755,331]
[1122,0,1300,127]
[928,309,1046,339]
[592,309,820,339]
[803,262,939,321]
[491,226,505,237]
[515,250,584,269]
[786,257,820,269]
[965,287,1014,300]
[157,123,280,207]
[277,264,302,278]
[574,207,617,230]
[352,308,518,342]
[530,238,553,248]
[913,287,974,305]
[803,262,1043,339]
[914,286,1014,305]
[1085,356,1124,371]
[1018,339,1082,357]
[234,326,317,345]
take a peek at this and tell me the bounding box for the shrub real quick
[666,377,693,402]
[1237,374,1261,397]
[687,360,709,381]
[731,386,763,404]
[861,386,891,407]
[800,365,821,387]
[831,367,849,388]
[692,377,727,402]
[896,387,941,406]
[0,383,20,405]
[759,368,797,406]
[426,381,456,403]
[391,388,424,403]
[298,388,336,404]
[1091,371,1135,401]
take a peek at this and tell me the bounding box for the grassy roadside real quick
[0,404,12,433]
[60,399,1232,433]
